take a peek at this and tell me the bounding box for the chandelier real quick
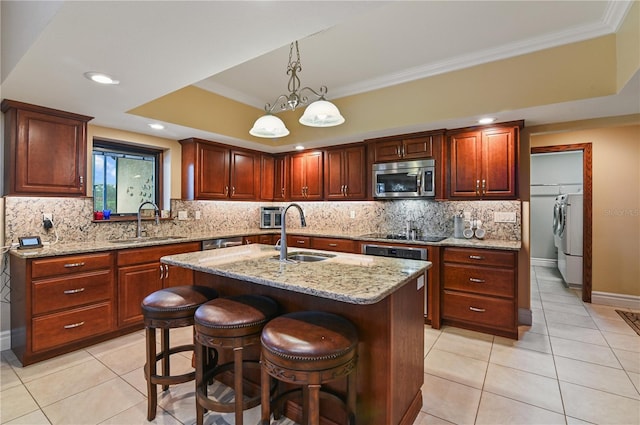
[250,41,345,138]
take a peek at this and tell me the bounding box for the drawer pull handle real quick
[469,307,486,313]
[469,278,485,283]
[63,288,85,294]
[297,241,305,244]
[468,255,484,260]
[64,262,86,268]
[64,321,85,329]
[329,243,338,247]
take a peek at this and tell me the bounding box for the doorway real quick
[531,144,592,302]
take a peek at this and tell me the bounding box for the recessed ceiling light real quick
[295,145,305,151]
[84,71,119,85]
[478,117,495,125]
[148,123,165,130]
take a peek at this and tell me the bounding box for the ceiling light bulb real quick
[84,72,119,85]
[148,123,165,130]
[478,117,495,124]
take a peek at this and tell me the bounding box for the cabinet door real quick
[324,149,346,199]
[229,149,259,199]
[303,151,323,200]
[273,155,288,200]
[403,136,433,159]
[448,131,481,198]
[117,262,162,327]
[373,140,403,162]
[260,155,275,201]
[290,153,306,200]
[163,264,194,288]
[15,109,87,195]
[481,127,516,198]
[343,146,366,199]
[197,143,230,199]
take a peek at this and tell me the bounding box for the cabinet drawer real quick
[443,247,515,268]
[32,302,113,352]
[312,237,355,253]
[443,264,514,298]
[31,253,112,279]
[287,235,311,247]
[33,270,113,315]
[442,291,515,330]
[117,242,200,266]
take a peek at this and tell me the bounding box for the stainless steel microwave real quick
[260,206,282,229]
[372,159,435,198]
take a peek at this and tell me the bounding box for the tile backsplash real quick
[3,196,521,243]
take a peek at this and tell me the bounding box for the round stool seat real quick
[142,285,219,323]
[195,295,278,338]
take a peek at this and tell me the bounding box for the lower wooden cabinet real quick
[441,247,518,339]
[310,236,356,253]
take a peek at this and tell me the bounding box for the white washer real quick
[557,193,583,287]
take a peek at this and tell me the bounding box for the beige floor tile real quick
[554,356,639,399]
[432,326,493,362]
[413,411,455,424]
[594,315,640,336]
[537,282,575,295]
[614,348,640,373]
[421,373,482,425]
[25,358,117,406]
[565,416,595,425]
[121,354,193,396]
[8,349,94,383]
[5,409,51,425]
[543,310,597,329]
[0,385,40,423]
[550,336,622,368]
[424,327,442,354]
[546,322,608,346]
[584,303,624,320]
[483,363,564,413]
[42,377,145,425]
[540,292,583,306]
[629,371,640,394]
[86,331,145,357]
[529,297,543,310]
[94,338,150,376]
[1,361,22,390]
[155,380,197,424]
[424,348,488,389]
[495,329,552,354]
[603,331,640,353]
[489,343,556,378]
[560,380,640,424]
[167,326,195,347]
[99,400,181,424]
[541,300,590,317]
[476,392,566,425]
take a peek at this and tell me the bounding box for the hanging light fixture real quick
[249,41,345,138]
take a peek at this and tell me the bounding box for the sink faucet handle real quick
[274,238,282,251]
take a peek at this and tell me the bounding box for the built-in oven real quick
[260,206,282,229]
[361,243,429,315]
[372,159,435,198]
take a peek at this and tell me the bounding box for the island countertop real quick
[161,244,431,305]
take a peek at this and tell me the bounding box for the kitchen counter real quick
[165,244,430,425]
[8,228,520,259]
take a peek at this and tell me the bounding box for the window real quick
[92,140,162,215]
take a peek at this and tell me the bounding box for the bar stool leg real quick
[195,338,205,425]
[145,327,157,421]
[308,383,321,425]
[233,346,244,425]
[347,368,357,425]
[260,359,271,425]
[161,328,170,391]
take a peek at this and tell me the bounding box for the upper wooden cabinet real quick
[273,154,289,201]
[179,138,260,200]
[369,131,443,162]
[1,100,93,196]
[324,144,366,200]
[447,122,521,199]
[290,150,323,200]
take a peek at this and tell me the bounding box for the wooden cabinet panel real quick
[442,291,514,331]
[260,154,275,200]
[443,247,515,268]
[273,155,289,200]
[164,264,195,288]
[442,264,514,298]
[32,302,113,352]
[311,237,356,253]
[287,235,311,248]
[2,100,92,196]
[32,270,113,315]
[197,143,230,199]
[32,252,113,278]
[403,136,433,159]
[290,151,323,200]
[371,134,435,162]
[481,127,516,198]
[229,149,259,199]
[116,242,200,266]
[117,262,163,327]
[324,145,366,200]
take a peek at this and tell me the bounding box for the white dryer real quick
[557,193,583,287]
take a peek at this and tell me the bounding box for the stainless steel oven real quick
[372,159,435,198]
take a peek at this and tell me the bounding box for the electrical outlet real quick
[195,211,201,220]
[350,211,356,219]
[494,211,517,223]
[463,211,471,220]
[43,213,53,222]
[178,211,188,220]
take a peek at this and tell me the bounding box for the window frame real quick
[92,138,163,219]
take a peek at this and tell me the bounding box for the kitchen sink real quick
[272,252,336,263]
[108,236,186,244]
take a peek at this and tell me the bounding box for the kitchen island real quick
[162,244,431,425]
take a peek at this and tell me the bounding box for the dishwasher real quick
[201,236,244,250]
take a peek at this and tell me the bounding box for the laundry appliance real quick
[553,193,583,287]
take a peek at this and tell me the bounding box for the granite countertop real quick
[161,244,431,305]
[8,228,521,259]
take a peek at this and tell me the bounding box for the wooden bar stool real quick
[194,294,279,425]
[142,285,219,421]
[260,311,358,425]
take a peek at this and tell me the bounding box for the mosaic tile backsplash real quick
[3,197,521,243]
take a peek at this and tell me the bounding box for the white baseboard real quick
[0,330,10,352]
[531,257,557,268]
[592,291,640,310]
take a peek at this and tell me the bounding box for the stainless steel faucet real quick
[278,203,307,261]
[137,201,160,238]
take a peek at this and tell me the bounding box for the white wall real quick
[530,151,583,260]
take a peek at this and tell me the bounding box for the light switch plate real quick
[178,211,188,220]
[494,212,517,223]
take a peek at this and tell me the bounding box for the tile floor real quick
[1,266,639,424]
